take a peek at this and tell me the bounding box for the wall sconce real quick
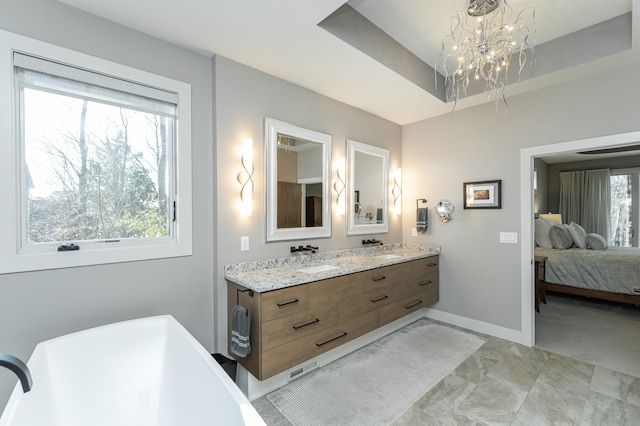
[392,168,401,215]
[435,199,455,223]
[237,138,254,216]
[333,157,345,215]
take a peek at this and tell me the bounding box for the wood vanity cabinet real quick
[227,255,439,380]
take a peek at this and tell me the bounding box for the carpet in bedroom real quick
[536,292,640,378]
[265,319,486,426]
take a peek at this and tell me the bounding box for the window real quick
[610,171,639,247]
[0,31,192,273]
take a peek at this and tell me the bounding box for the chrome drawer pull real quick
[427,263,437,267]
[419,280,433,286]
[370,295,389,303]
[372,276,387,281]
[404,300,423,309]
[316,332,348,347]
[292,318,320,330]
[276,298,299,307]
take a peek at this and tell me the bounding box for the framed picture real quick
[463,180,502,209]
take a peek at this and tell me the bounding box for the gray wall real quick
[534,158,549,216]
[213,55,402,352]
[0,0,214,408]
[402,60,640,331]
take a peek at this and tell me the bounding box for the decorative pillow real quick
[586,233,608,250]
[568,222,588,249]
[540,218,555,227]
[534,218,553,249]
[549,224,573,249]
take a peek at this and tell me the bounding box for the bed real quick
[535,246,640,305]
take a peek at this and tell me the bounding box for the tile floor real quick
[252,320,640,425]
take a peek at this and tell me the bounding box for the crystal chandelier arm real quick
[438,0,536,113]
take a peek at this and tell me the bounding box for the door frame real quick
[520,130,640,346]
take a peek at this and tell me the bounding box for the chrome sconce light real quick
[392,168,401,215]
[333,157,346,215]
[435,199,455,223]
[237,138,254,216]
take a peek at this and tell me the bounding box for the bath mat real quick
[266,319,486,426]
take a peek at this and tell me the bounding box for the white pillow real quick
[534,218,553,249]
[540,218,555,227]
[586,233,608,250]
[549,224,574,249]
[568,222,588,249]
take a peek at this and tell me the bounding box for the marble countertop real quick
[224,243,440,292]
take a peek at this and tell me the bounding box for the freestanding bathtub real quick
[0,315,265,426]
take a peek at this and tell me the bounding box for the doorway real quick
[519,130,640,346]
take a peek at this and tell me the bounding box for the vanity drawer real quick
[362,260,424,286]
[378,286,439,325]
[261,310,379,379]
[308,273,372,307]
[261,303,340,351]
[339,281,408,320]
[261,284,309,322]
[423,256,439,273]
[402,271,439,296]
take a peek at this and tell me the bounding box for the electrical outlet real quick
[240,236,250,251]
[411,228,417,237]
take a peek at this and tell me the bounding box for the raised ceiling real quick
[58,0,639,125]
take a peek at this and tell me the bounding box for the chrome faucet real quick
[0,353,32,392]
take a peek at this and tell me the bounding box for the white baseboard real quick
[423,307,523,343]
[237,307,523,401]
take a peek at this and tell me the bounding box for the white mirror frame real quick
[346,139,389,236]
[265,118,332,242]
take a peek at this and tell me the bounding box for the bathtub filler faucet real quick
[0,353,32,392]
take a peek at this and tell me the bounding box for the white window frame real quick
[0,29,192,274]
[611,168,640,247]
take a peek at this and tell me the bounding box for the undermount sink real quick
[374,254,401,259]
[297,264,340,274]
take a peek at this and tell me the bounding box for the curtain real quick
[559,171,584,225]
[559,169,611,241]
[582,169,611,240]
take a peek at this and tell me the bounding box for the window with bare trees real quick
[0,32,192,273]
[610,172,637,247]
[17,54,175,244]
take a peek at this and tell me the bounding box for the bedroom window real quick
[610,172,638,247]
[0,31,192,274]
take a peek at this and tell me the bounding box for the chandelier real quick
[439,0,536,111]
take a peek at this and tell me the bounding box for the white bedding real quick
[535,246,640,295]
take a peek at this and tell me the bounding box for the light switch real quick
[500,232,518,244]
[411,228,417,237]
[240,236,250,251]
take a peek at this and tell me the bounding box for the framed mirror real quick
[346,139,389,236]
[265,118,332,242]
